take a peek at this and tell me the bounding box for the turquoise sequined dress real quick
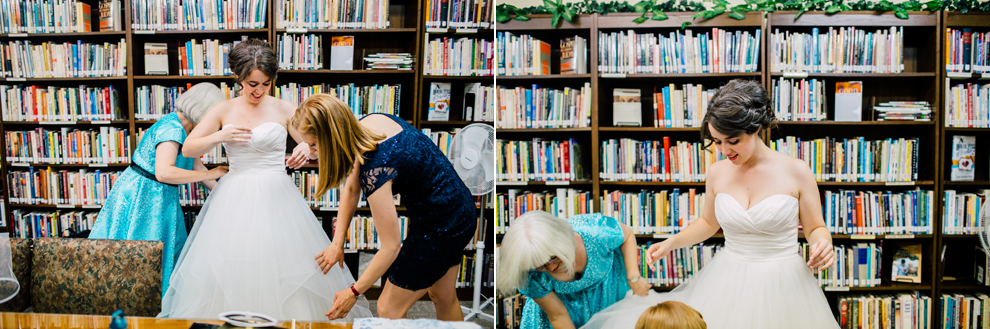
[518,213,631,329]
[88,112,195,295]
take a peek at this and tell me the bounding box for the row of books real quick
[769,27,905,73]
[494,188,593,234]
[177,39,237,76]
[772,78,827,121]
[424,82,494,122]
[332,214,410,250]
[495,83,591,129]
[134,83,235,121]
[196,142,227,164]
[0,39,127,78]
[0,84,123,122]
[277,0,390,29]
[603,189,704,235]
[494,32,548,76]
[455,253,494,288]
[274,82,401,117]
[598,29,762,74]
[496,138,586,182]
[499,294,526,329]
[600,137,724,182]
[9,209,98,239]
[649,84,717,128]
[770,136,920,182]
[943,190,989,235]
[131,0,267,31]
[945,82,990,127]
[0,0,119,33]
[288,170,367,208]
[803,242,883,288]
[941,294,989,329]
[823,189,935,235]
[423,37,493,76]
[277,33,322,70]
[421,129,454,158]
[424,0,492,30]
[7,168,119,206]
[4,127,131,164]
[876,101,932,122]
[178,182,210,206]
[637,242,720,286]
[946,28,990,73]
[842,293,932,329]
[364,53,413,71]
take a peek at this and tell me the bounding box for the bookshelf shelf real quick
[180,205,409,212]
[279,70,415,74]
[8,204,103,209]
[775,121,936,126]
[425,28,495,35]
[814,181,935,186]
[598,127,702,132]
[600,181,706,187]
[4,163,129,169]
[497,128,592,133]
[938,283,990,290]
[941,234,981,238]
[1,121,130,125]
[420,121,494,126]
[944,127,990,132]
[600,72,762,79]
[944,12,990,27]
[942,180,990,186]
[768,72,938,78]
[422,75,495,80]
[0,77,127,82]
[133,75,233,80]
[131,29,269,35]
[274,28,419,33]
[497,74,592,80]
[496,180,594,187]
[768,11,938,27]
[0,31,128,37]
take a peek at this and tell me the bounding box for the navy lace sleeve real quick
[360,166,399,196]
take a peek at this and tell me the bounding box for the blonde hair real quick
[495,211,576,296]
[291,93,385,195]
[635,301,706,329]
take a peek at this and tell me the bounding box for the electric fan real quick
[448,123,494,322]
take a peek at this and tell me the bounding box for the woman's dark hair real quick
[228,39,278,87]
[701,79,775,147]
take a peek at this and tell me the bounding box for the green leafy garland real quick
[496,0,990,28]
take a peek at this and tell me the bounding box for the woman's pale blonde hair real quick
[635,301,706,329]
[496,211,576,296]
[291,93,385,195]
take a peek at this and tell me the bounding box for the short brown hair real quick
[228,39,278,88]
[291,93,385,195]
[635,301,706,329]
[701,79,775,147]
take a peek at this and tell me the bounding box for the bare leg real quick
[376,279,428,319]
[427,265,463,321]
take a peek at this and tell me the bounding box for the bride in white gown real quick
[159,40,372,321]
[583,80,840,329]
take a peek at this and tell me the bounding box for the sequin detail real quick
[517,213,631,329]
[359,114,476,290]
[88,112,194,296]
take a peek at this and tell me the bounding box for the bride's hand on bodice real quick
[214,125,252,144]
[806,239,836,273]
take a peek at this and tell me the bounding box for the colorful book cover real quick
[950,135,976,181]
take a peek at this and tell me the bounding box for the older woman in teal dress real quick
[88,83,229,295]
[497,211,654,329]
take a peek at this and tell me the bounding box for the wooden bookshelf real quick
[0,0,495,302]
[495,10,970,328]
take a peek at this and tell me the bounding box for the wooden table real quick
[0,312,351,329]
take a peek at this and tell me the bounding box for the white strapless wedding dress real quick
[159,122,373,321]
[582,193,840,329]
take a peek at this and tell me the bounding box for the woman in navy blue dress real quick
[291,93,477,321]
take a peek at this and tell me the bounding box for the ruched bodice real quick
[222,122,286,175]
[715,193,800,261]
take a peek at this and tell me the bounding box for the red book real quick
[561,140,570,180]
[663,137,671,180]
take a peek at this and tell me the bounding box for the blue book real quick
[662,86,672,127]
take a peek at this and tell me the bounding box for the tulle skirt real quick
[581,248,840,329]
[158,172,373,321]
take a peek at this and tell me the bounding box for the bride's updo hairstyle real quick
[701,79,776,147]
[291,93,385,195]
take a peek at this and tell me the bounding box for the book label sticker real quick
[426,28,448,33]
[783,72,809,78]
[850,235,876,240]
[823,286,851,291]
[601,73,627,78]
[7,78,26,81]
[885,234,915,239]
[546,181,570,186]
[134,30,155,34]
[885,181,915,186]
[8,33,26,37]
[455,29,477,34]
[286,28,307,34]
[497,181,527,186]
